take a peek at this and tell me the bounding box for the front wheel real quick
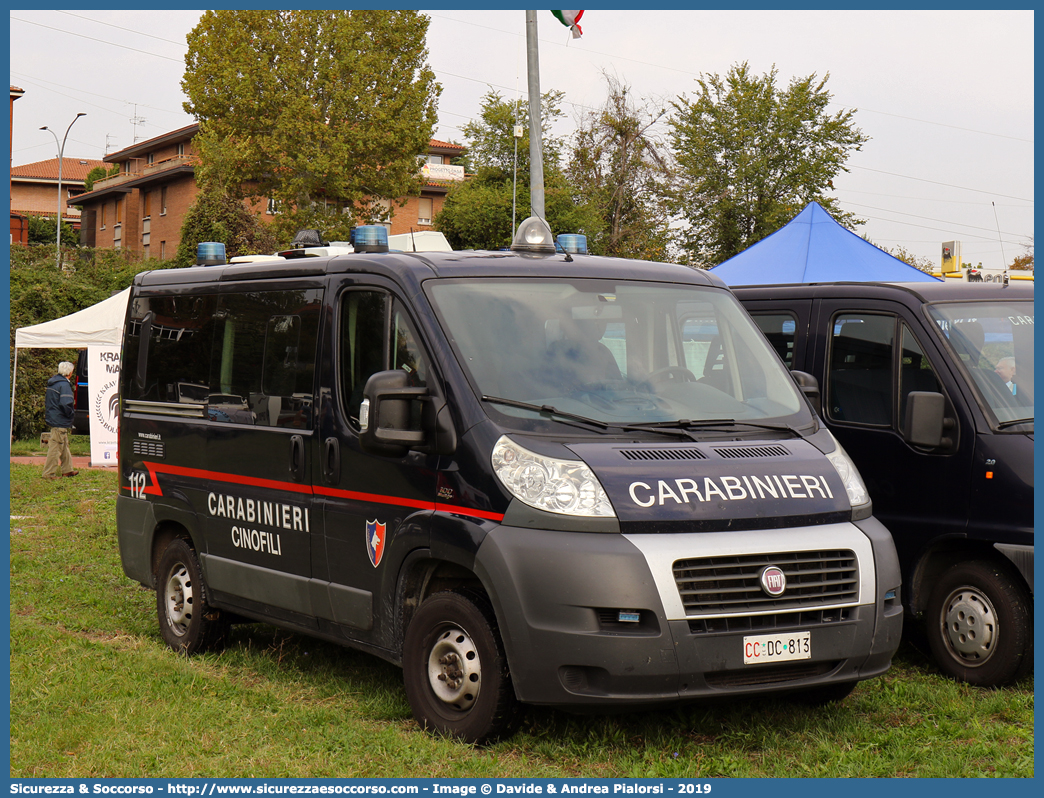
[925,560,1032,686]
[156,538,229,655]
[402,590,524,745]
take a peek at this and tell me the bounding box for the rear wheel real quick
[925,560,1032,686]
[403,590,524,745]
[156,538,229,655]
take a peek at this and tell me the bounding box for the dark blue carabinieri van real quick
[116,220,902,743]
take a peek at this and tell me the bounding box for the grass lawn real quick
[8,464,1033,778]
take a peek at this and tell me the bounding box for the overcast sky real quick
[8,8,1034,270]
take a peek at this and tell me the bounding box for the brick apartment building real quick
[68,123,466,259]
[9,84,107,245]
[10,156,109,235]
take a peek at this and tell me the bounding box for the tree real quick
[435,90,602,250]
[174,186,279,267]
[666,62,869,267]
[182,10,440,242]
[567,72,672,260]
[83,164,119,193]
[26,215,79,247]
[1010,239,1033,271]
[881,243,935,274]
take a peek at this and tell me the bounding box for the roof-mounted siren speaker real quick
[196,241,226,266]
[352,225,389,253]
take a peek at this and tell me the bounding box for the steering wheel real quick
[639,367,697,392]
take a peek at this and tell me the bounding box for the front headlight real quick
[491,436,615,517]
[824,432,870,508]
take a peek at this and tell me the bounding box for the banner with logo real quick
[87,345,121,467]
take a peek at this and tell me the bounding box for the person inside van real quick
[547,315,622,390]
[995,356,1017,395]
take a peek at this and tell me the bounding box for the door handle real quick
[323,437,340,484]
[289,434,305,482]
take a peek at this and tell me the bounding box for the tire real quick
[402,590,524,745]
[925,560,1033,686]
[156,538,229,655]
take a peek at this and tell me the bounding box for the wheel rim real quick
[164,563,194,637]
[426,625,481,711]
[939,586,998,666]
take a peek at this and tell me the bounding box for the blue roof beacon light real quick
[510,216,556,254]
[353,225,390,253]
[197,241,226,266]
[557,234,588,255]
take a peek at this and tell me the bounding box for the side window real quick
[828,313,895,426]
[392,306,428,387]
[898,322,942,432]
[601,321,627,376]
[122,294,217,404]
[210,290,322,427]
[680,316,718,379]
[340,292,429,427]
[341,291,388,423]
[750,313,797,368]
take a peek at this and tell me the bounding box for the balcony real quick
[92,154,198,191]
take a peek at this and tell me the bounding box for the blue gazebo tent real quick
[709,202,941,285]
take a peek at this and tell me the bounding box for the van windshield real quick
[928,300,1034,427]
[428,278,807,429]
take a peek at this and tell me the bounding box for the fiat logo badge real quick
[759,566,787,596]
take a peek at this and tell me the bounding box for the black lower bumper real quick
[475,520,903,708]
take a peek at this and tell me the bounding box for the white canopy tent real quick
[11,288,130,441]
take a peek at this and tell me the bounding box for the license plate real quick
[743,631,811,664]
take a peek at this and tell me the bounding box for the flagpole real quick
[525,10,545,220]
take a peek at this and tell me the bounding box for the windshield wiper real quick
[629,418,801,435]
[997,418,1033,430]
[481,395,695,439]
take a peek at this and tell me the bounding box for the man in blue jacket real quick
[43,361,78,479]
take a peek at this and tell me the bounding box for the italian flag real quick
[551,10,584,39]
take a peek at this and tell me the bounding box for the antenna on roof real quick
[130,103,146,143]
[992,202,1008,270]
[105,134,117,155]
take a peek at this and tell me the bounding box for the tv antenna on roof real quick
[130,103,146,143]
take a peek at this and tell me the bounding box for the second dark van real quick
[735,280,1033,686]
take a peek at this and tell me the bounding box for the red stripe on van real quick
[312,484,435,511]
[435,503,505,522]
[130,462,504,522]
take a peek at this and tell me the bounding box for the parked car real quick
[735,280,1033,686]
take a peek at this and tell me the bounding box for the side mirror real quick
[359,370,457,457]
[904,391,948,448]
[791,370,821,417]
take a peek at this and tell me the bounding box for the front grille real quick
[619,447,706,461]
[712,444,790,459]
[688,607,852,635]
[674,550,858,616]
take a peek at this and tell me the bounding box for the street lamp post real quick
[40,112,86,269]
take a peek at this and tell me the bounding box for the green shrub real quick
[9,244,179,438]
